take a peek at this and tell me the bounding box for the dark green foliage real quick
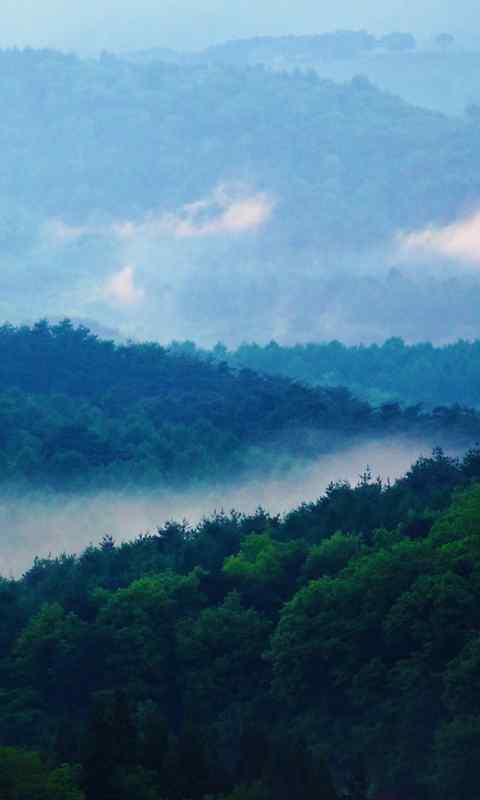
[139,705,169,774]
[0,320,368,487]
[266,737,338,800]
[3,325,480,797]
[2,450,480,797]
[82,698,118,800]
[0,322,480,489]
[169,722,211,800]
[0,747,84,799]
[190,337,480,409]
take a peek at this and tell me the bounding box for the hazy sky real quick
[0,0,476,53]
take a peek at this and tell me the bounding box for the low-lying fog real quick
[0,438,451,577]
[7,192,480,347]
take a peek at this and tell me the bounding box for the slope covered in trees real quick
[1,321,480,488]
[4,47,480,345]
[3,26,480,800]
[199,30,416,67]
[188,32,480,116]
[2,449,480,798]
[0,44,479,254]
[175,337,480,408]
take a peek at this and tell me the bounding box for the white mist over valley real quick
[0,438,448,576]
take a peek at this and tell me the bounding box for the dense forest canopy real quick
[3,448,480,798]
[3,24,480,800]
[172,336,480,408]
[0,321,480,489]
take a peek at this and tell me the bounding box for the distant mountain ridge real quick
[126,30,480,116]
[1,45,480,343]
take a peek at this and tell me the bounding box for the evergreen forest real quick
[2,19,480,800]
[0,321,479,489]
[1,324,480,798]
[3,438,480,798]
[175,337,480,408]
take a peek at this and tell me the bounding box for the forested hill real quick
[1,320,480,489]
[190,32,480,116]
[3,449,480,798]
[0,46,479,253]
[200,30,417,65]
[5,47,480,345]
[175,337,480,408]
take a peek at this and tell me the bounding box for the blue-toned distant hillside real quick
[166,31,480,116]
[171,337,480,409]
[0,45,476,247]
[3,45,480,344]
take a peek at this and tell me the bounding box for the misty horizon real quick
[0,1,478,54]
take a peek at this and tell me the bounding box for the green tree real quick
[0,747,84,800]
